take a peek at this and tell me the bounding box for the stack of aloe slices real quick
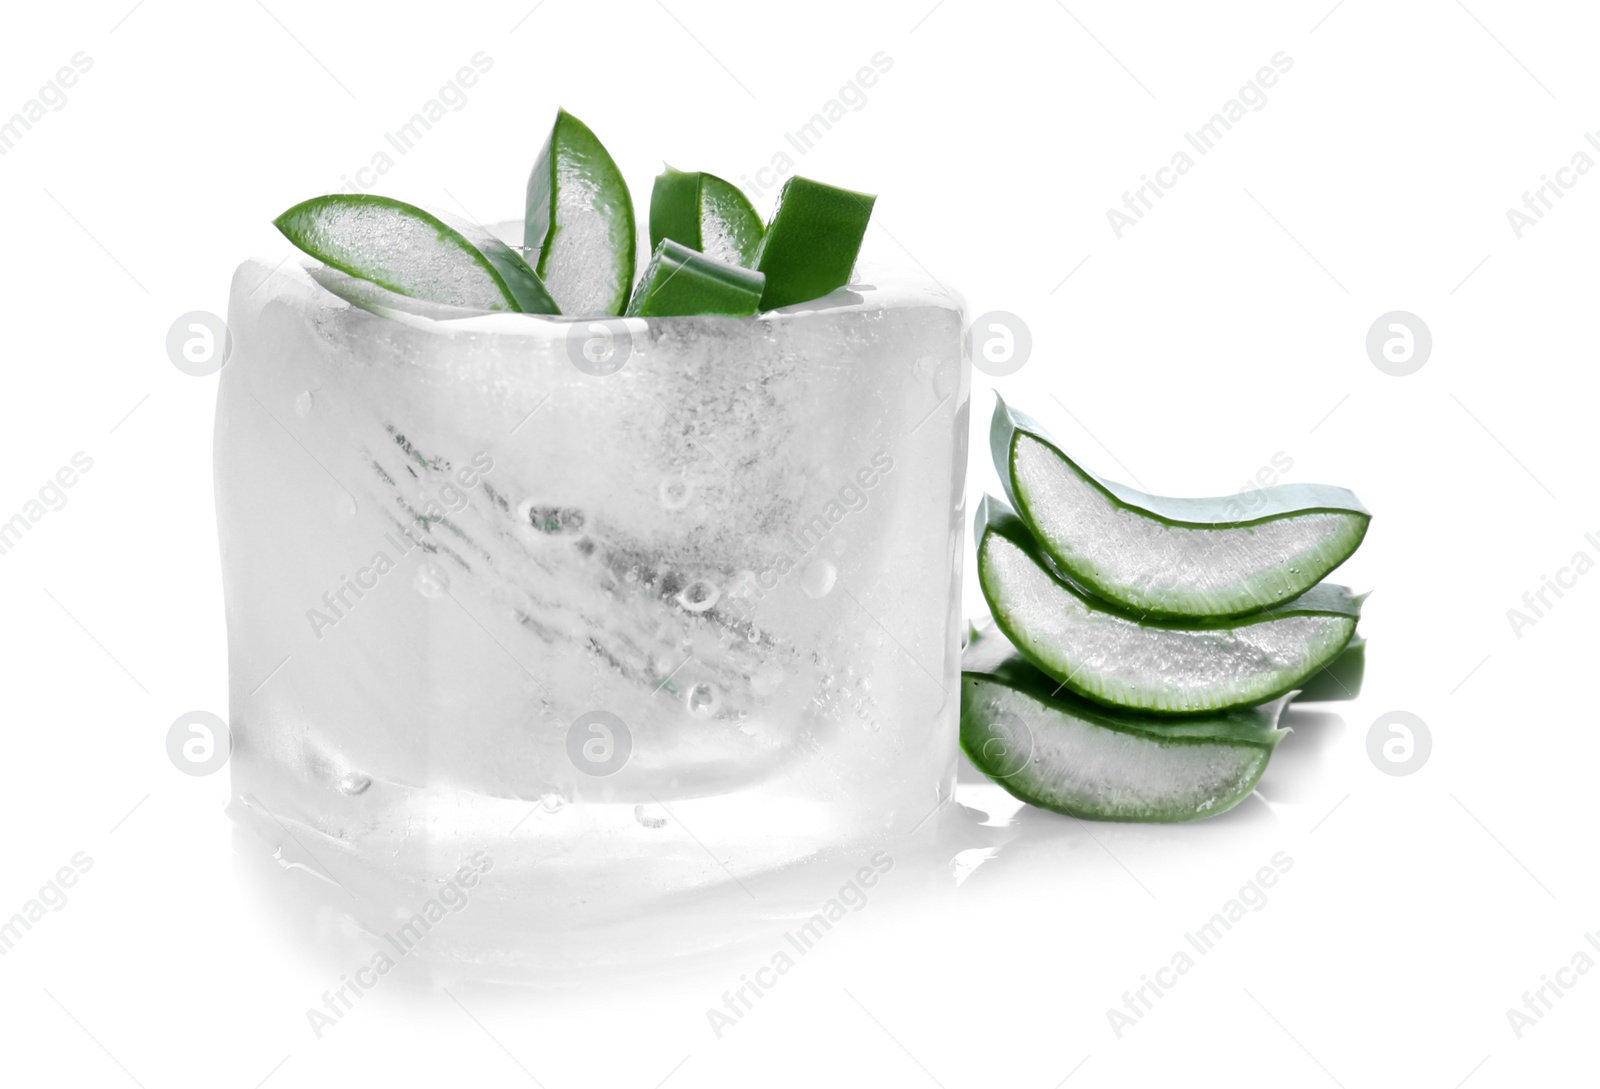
[963,397,1372,823]
[271,109,877,320]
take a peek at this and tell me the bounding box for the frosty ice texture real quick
[218,258,968,917]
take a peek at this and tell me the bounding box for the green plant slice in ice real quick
[524,108,636,316]
[625,239,765,317]
[274,194,558,314]
[992,397,1370,620]
[649,166,764,267]
[753,176,875,309]
[976,495,1362,715]
[962,623,1287,822]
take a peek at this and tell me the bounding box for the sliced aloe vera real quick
[976,495,1361,715]
[625,239,765,317]
[1295,636,1366,702]
[649,166,764,267]
[754,176,875,309]
[992,398,1370,619]
[274,195,558,314]
[524,109,636,316]
[963,625,1287,822]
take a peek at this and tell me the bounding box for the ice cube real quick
[218,255,968,922]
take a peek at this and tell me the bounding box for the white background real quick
[1,0,1595,1085]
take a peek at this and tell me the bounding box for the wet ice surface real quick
[218,256,968,945]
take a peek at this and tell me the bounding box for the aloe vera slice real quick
[625,239,765,317]
[274,195,558,314]
[1295,636,1366,702]
[963,625,1287,822]
[649,166,764,267]
[524,109,636,316]
[753,176,875,309]
[976,495,1361,715]
[992,398,1370,619]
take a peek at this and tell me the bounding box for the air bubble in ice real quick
[294,390,314,417]
[677,579,720,613]
[337,772,371,795]
[686,682,720,717]
[538,790,567,813]
[659,476,693,510]
[746,626,760,643]
[414,562,449,597]
[800,558,837,598]
[522,504,583,533]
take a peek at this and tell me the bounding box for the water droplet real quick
[414,562,449,597]
[634,803,668,829]
[659,476,693,510]
[336,772,371,795]
[677,578,720,613]
[625,566,640,583]
[334,493,358,523]
[800,558,837,598]
[294,390,314,417]
[686,682,720,717]
[538,790,567,813]
[746,626,760,643]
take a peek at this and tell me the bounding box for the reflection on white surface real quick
[230,708,1345,991]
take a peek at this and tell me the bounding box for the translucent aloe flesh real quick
[962,626,1287,822]
[274,195,557,314]
[649,166,765,268]
[525,109,636,316]
[1295,636,1365,703]
[976,496,1361,715]
[992,398,1370,619]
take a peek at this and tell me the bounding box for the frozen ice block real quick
[217,254,969,931]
